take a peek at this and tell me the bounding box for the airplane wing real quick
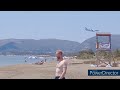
[91,29,95,32]
[85,27,88,30]
[85,27,90,31]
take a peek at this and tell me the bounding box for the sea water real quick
[0,55,56,67]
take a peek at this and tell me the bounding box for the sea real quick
[0,55,56,67]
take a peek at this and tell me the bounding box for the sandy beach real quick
[0,59,120,79]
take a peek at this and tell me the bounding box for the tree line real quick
[76,49,120,60]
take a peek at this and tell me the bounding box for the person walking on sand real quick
[55,50,68,79]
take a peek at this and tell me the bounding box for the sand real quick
[0,59,120,79]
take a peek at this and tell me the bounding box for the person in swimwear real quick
[55,50,68,79]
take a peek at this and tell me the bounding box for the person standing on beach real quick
[55,50,68,79]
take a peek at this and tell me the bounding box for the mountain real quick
[79,35,120,51]
[1,34,120,55]
[0,39,81,55]
[0,42,19,51]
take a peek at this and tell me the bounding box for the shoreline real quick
[0,59,120,79]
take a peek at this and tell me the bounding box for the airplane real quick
[85,27,99,32]
[85,27,94,32]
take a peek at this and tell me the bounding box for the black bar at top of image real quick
[0,1,120,11]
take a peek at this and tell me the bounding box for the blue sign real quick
[88,70,120,76]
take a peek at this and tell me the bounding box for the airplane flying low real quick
[85,27,99,32]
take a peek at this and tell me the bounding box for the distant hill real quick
[79,35,120,51]
[0,35,120,55]
[0,39,81,55]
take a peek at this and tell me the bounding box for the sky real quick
[0,11,120,43]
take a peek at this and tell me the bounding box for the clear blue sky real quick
[0,11,120,43]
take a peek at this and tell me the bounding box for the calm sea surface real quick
[0,55,56,67]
